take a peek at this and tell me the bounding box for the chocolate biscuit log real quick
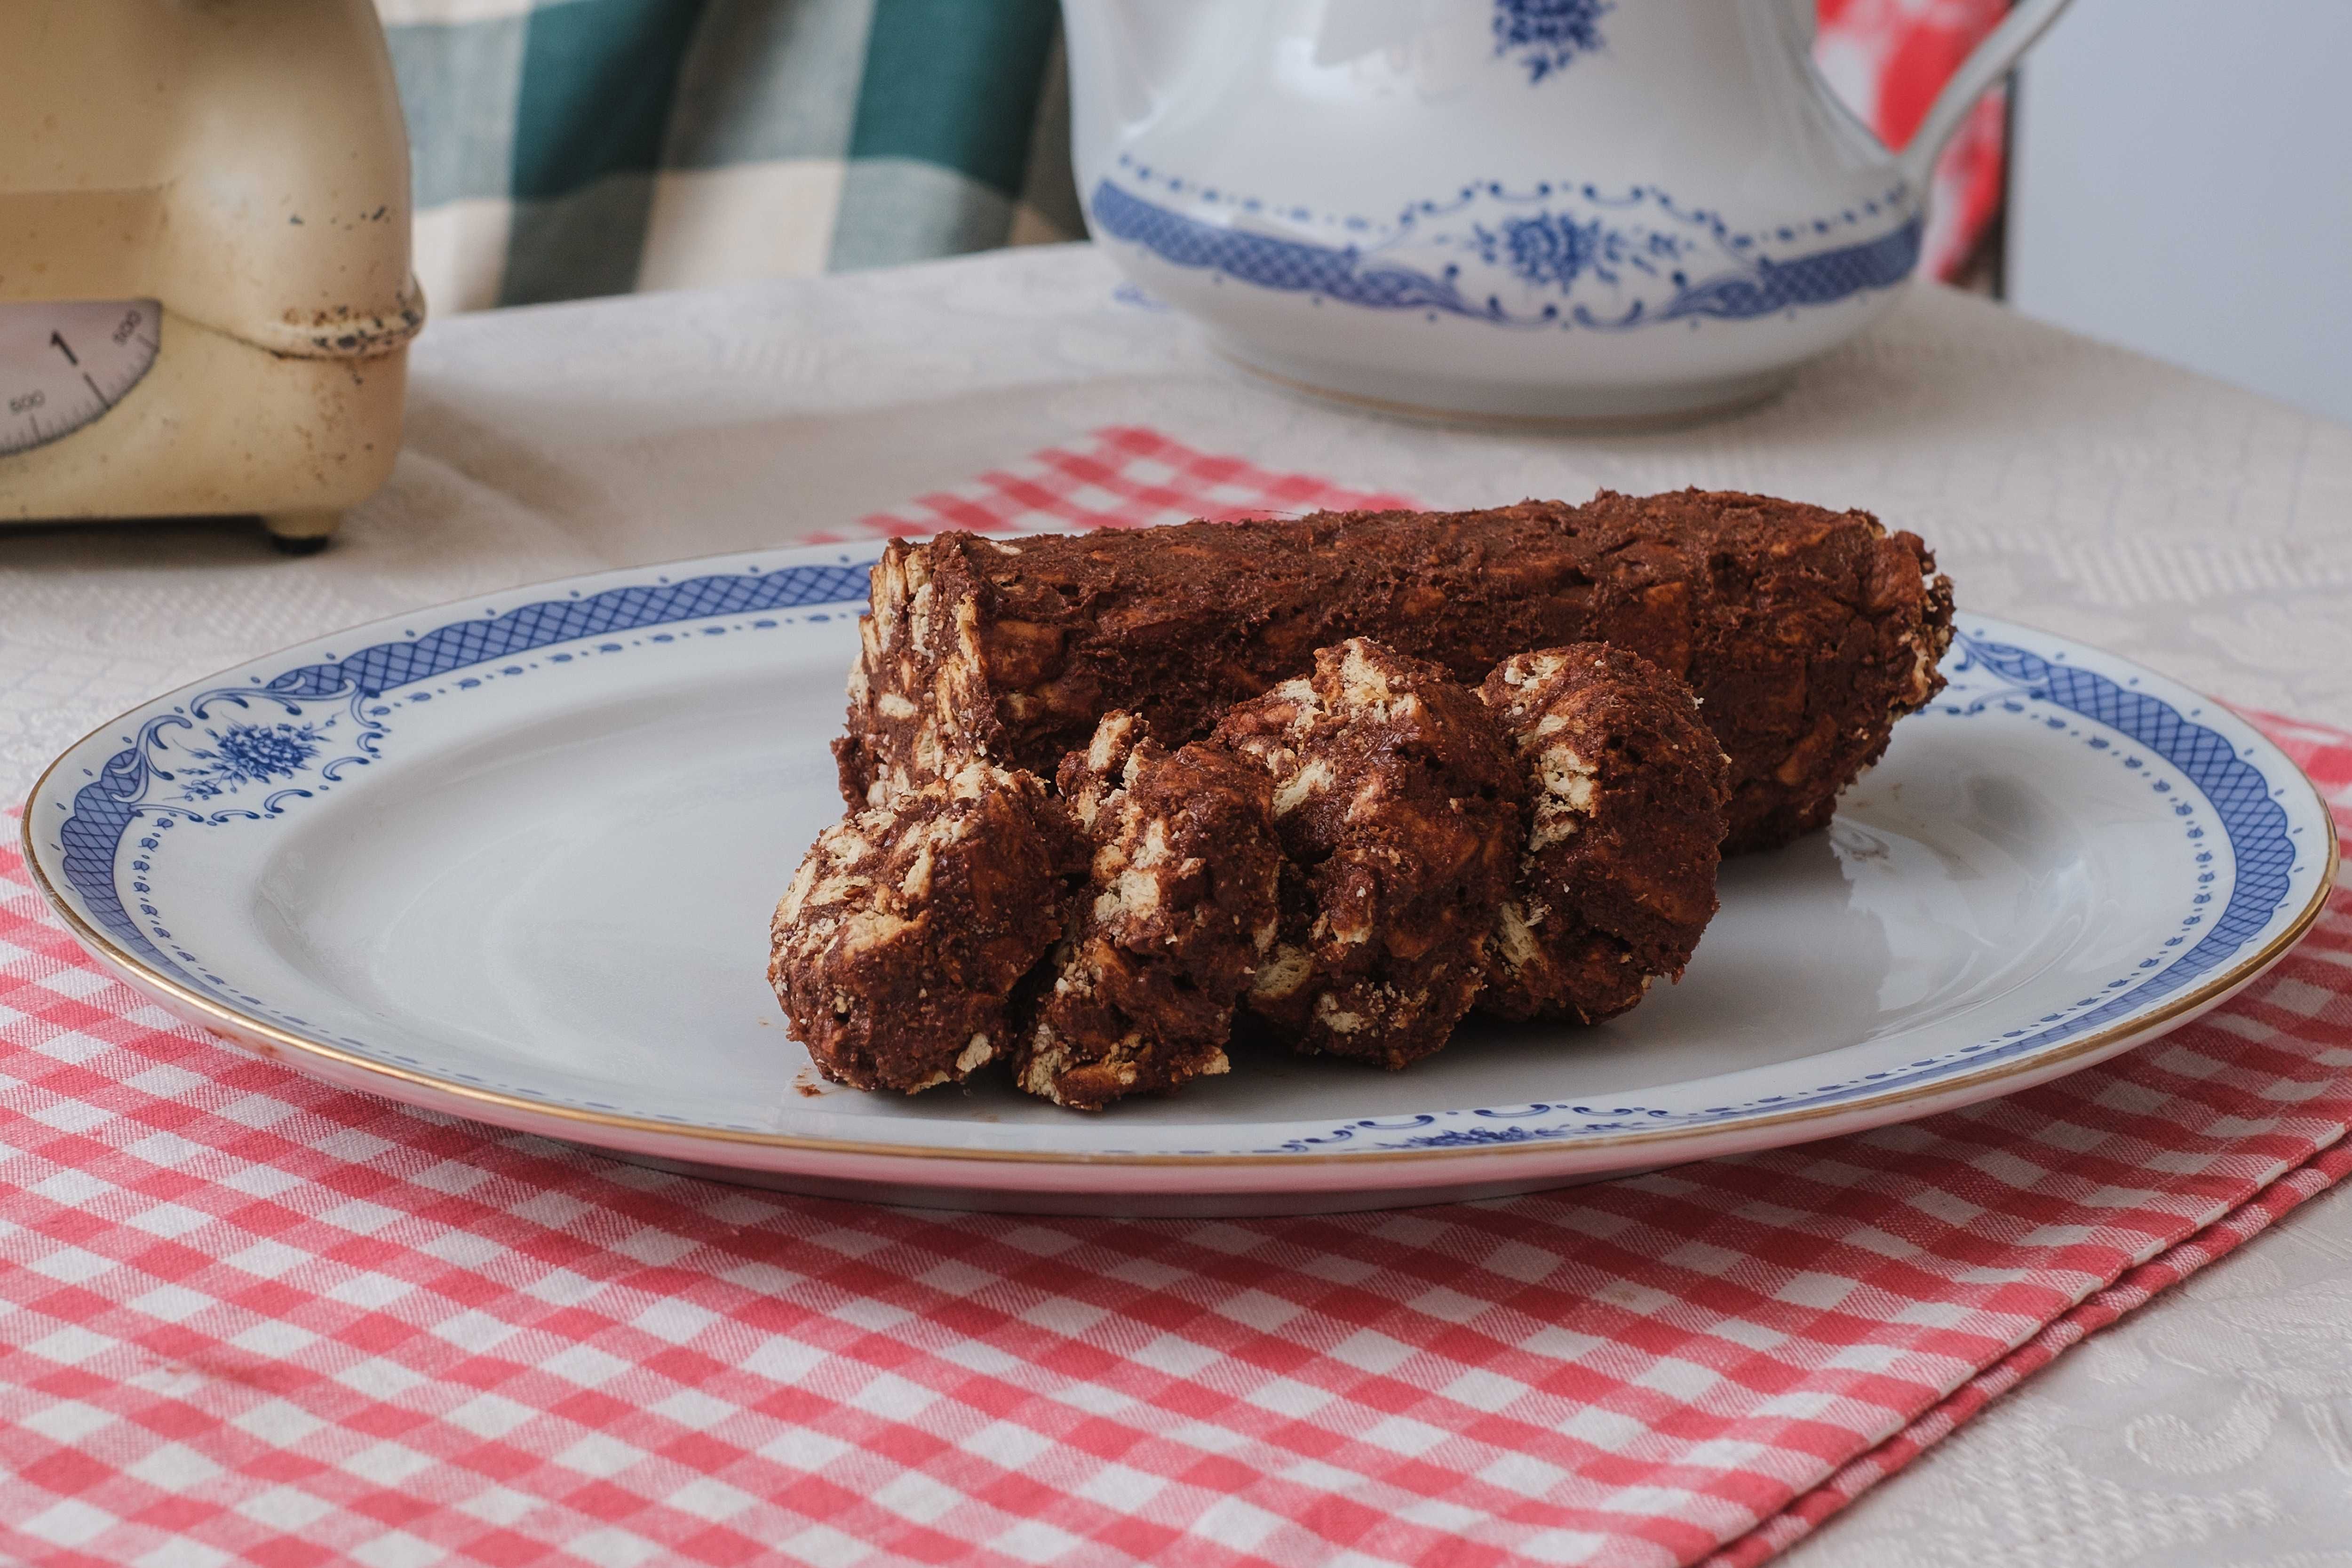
[836,490,1953,852]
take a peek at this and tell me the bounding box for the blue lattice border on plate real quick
[53,561,872,999]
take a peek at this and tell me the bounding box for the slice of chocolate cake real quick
[1016,712,1285,1110]
[1212,639,1522,1070]
[769,761,1083,1094]
[1478,645,1730,1026]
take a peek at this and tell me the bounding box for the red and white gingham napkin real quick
[5,430,2351,1568]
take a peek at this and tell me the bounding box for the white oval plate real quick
[23,540,2338,1215]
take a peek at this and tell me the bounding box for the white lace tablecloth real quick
[5,244,2349,1564]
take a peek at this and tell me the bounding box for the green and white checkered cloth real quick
[378,0,1082,313]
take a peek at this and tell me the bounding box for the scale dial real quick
[0,299,162,457]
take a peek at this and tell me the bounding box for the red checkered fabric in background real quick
[803,426,1414,545]
[1814,0,2012,282]
[6,430,2352,1568]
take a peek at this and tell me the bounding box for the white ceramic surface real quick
[1062,0,2073,422]
[21,539,2334,1215]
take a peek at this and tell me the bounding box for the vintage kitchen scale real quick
[0,0,421,554]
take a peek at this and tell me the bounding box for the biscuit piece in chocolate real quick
[1017,713,1284,1110]
[769,761,1081,1093]
[1213,639,1521,1068]
[1478,645,1729,1024]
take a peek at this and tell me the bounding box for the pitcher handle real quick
[1894,0,2077,190]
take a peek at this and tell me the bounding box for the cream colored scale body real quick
[0,0,421,551]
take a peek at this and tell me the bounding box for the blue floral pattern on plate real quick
[171,721,332,803]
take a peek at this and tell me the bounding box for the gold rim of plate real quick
[19,653,2340,1171]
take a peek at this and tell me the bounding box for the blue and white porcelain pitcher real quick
[1063,0,2073,423]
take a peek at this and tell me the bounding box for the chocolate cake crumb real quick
[1015,713,1284,1110]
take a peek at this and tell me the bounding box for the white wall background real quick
[2010,0,2352,425]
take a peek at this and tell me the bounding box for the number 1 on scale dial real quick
[0,300,162,457]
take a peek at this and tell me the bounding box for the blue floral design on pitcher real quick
[1494,0,1614,81]
[1474,212,1687,290]
[1090,169,1922,331]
